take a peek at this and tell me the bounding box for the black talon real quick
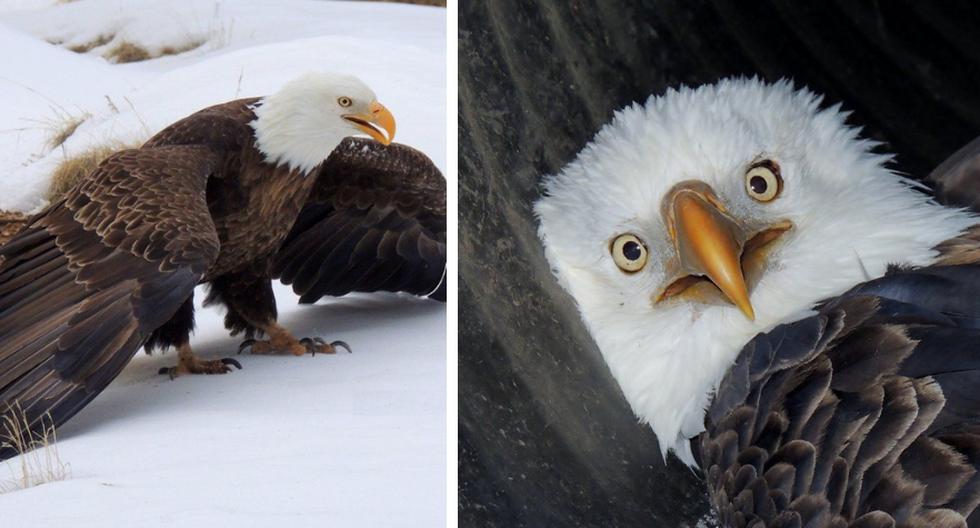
[221,357,243,370]
[313,337,327,345]
[331,340,352,354]
[158,367,170,375]
[157,366,177,380]
[238,339,256,354]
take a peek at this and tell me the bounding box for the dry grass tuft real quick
[67,34,112,53]
[0,211,28,246]
[160,39,206,56]
[44,111,91,151]
[47,140,137,203]
[103,38,204,63]
[105,40,151,63]
[0,404,71,494]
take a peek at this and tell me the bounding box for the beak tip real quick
[349,101,396,146]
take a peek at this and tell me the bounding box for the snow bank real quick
[0,0,445,212]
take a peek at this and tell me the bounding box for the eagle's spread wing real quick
[273,137,446,302]
[702,267,980,528]
[0,146,219,458]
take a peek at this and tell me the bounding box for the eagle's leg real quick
[208,266,349,356]
[149,294,242,379]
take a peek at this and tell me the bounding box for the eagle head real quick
[251,72,396,175]
[535,78,975,464]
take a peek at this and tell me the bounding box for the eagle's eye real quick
[611,234,648,273]
[338,96,353,108]
[745,161,782,202]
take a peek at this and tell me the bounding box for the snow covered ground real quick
[0,1,446,526]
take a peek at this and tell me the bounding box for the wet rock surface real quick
[458,1,980,526]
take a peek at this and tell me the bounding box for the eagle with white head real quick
[0,72,446,460]
[537,78,980,526]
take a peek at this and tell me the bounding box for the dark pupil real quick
[623,241,642,261]
[749,175,769,195]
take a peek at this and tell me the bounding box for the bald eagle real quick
[0,72,445,459]
[536,78,980,527]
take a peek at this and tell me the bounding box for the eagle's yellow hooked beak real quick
[659,181,756,320]
[343,101,396,145]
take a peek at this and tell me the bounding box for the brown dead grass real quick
[0,211,28,246]
[67,34,112,53]
[47,140,137,203]
[160,39,206,56]
[0,404,70,493]
[44,111,91,150]
[97,38,205,63]
[105,40,151,63]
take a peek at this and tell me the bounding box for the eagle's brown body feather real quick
[0,98,445,459]
[155,98,318,281]
[701,140,980,527]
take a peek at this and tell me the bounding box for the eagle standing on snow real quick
[0,72,446,459]
[536,79,980,527]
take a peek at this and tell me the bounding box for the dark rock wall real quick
[458,1,980,526]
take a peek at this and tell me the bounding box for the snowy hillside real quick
[0,1,446,526]
[0,0,445,213]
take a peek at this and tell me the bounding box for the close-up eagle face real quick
[535,78,976,463]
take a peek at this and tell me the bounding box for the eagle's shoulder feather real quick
[142,97,261,155]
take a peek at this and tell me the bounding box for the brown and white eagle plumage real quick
[0,74,445,459]
[701,138,980,528]
[535,79,980,528]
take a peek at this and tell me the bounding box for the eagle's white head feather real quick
[251,72,396,175]
[535,78,975,465]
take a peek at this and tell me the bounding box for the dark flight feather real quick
[703,137,980,528]
[0,147,219,459]
[273,137,447,302]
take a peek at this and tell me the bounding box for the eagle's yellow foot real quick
[158,344,242,380]
[238,322,351,356]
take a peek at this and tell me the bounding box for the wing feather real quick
[273,137,446,302]
[0,145,219,459]
[703,265,980,527]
